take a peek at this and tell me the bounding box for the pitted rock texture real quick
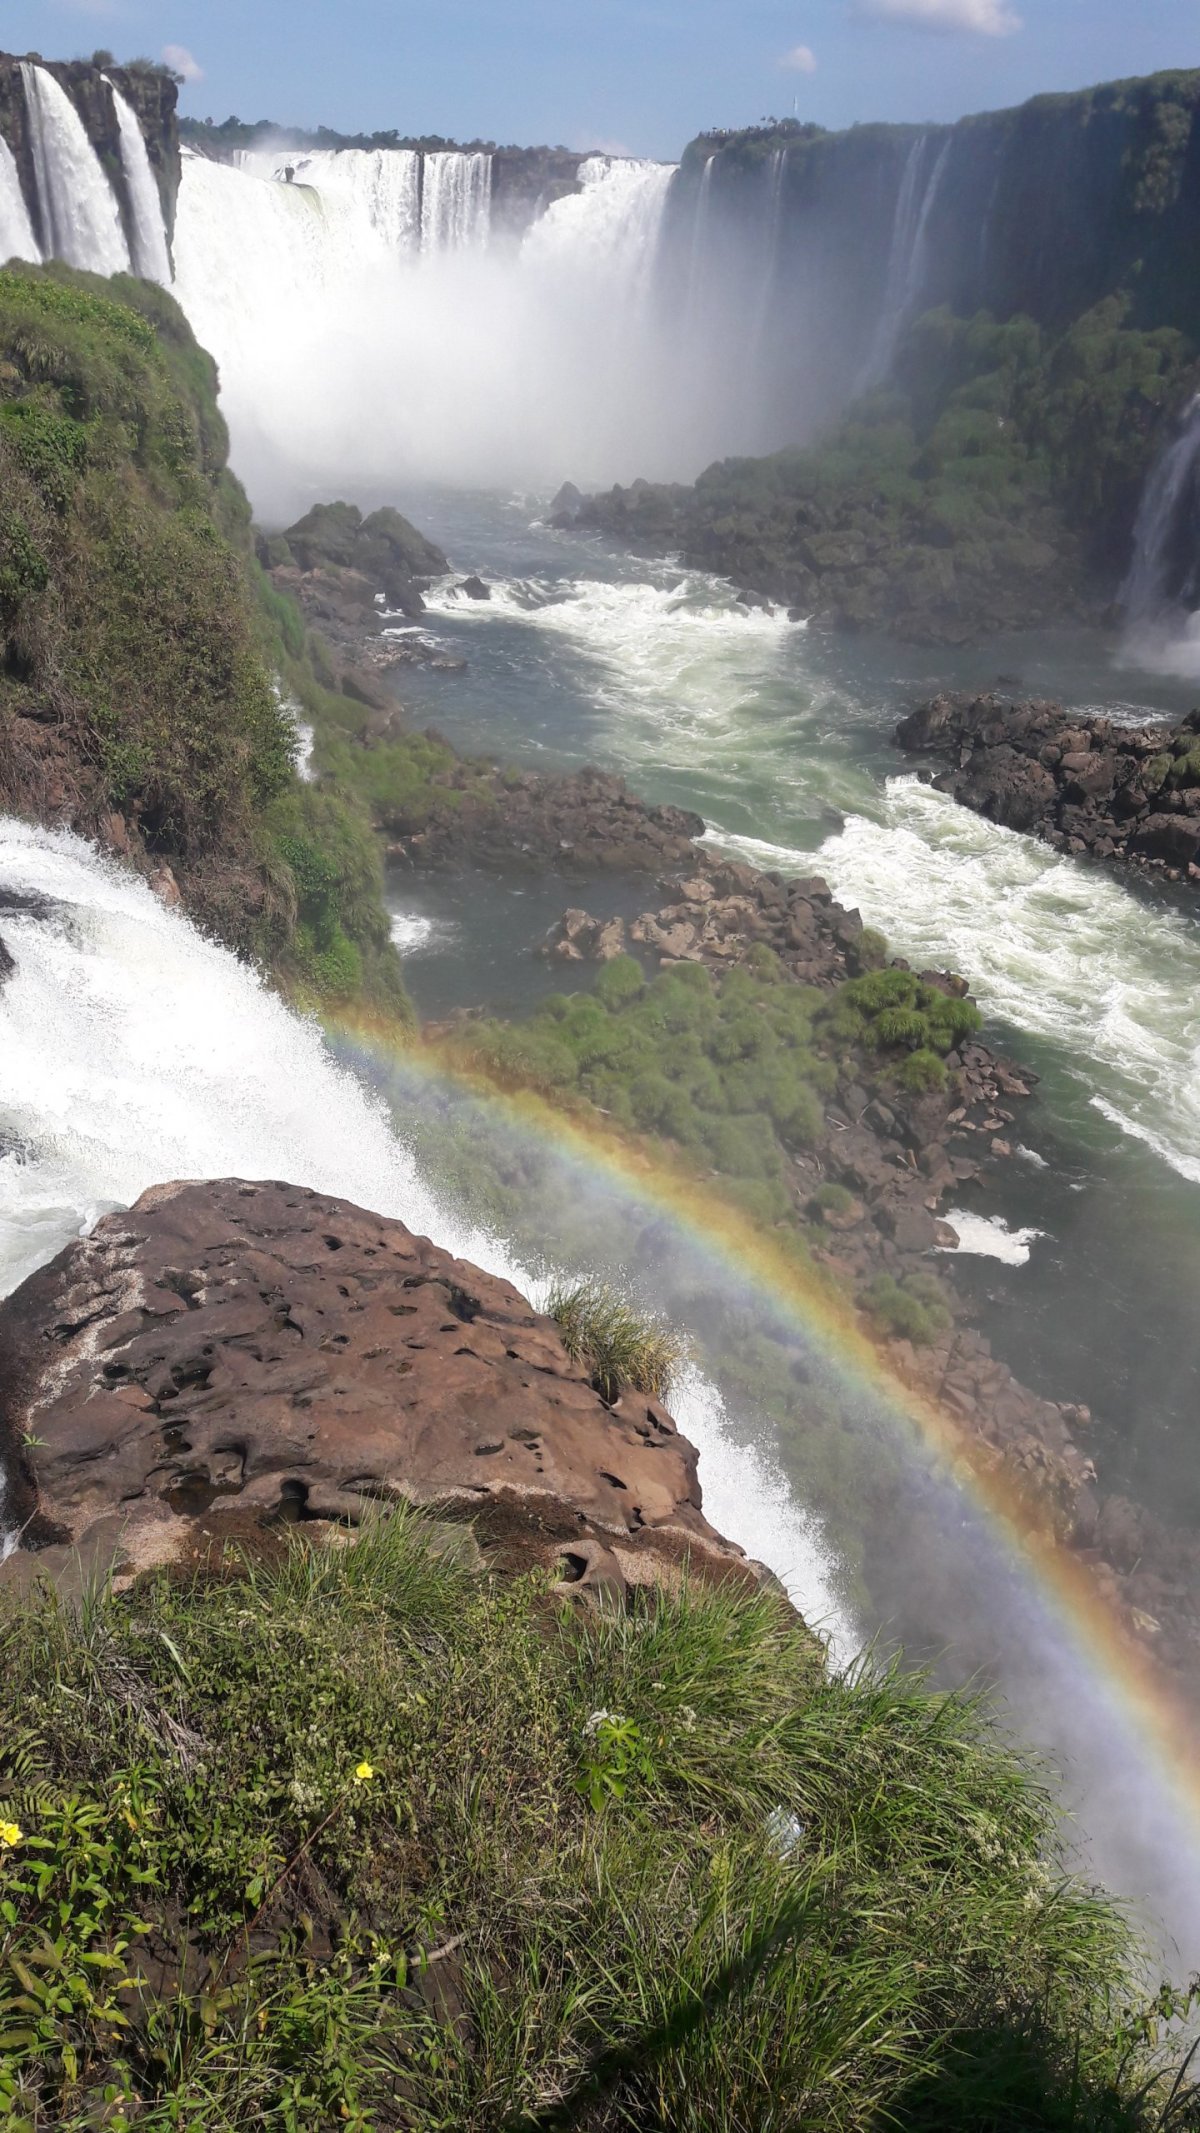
[0,1179,749,1594]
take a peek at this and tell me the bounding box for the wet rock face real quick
[0,1179,750,1594]
[897,693,1200,884]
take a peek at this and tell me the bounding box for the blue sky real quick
[20,0,1200,156]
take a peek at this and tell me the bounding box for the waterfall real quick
[0,137,40,264]
[750,149,788,360]
[171,148,689,511]
[521,156,672,305]
[858,131,951,391]
[104,77,172,283]
[19,62,130,276]
[419,150,492,252]
[238,145,423,251]
[1121,394,1200,625]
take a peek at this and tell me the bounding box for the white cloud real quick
[856,0,1021,33]
[162,42,204,81]
[778,43,818,72]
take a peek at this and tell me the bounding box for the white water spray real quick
[104,78,172,283]
[0,137,40,264]
[420,150,491,252]
[19,63,130,276]
[172,149,683,514]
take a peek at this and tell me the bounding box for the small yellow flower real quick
[0,1821,22,1850]
[353,1761,376,1785]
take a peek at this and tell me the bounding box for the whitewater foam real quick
[816,779,1200,1186]
[940,1210,1043,1265]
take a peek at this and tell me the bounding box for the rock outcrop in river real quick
[897,692,1200,881]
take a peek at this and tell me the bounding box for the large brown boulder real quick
[0,1179,752,1597]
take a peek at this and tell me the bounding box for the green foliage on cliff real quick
[598,299,1197,639]
[0,261,409,1019]
[0,1510,1191,2129]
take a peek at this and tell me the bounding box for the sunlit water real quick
[379,491,1200,1524]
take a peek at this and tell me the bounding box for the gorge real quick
[4,39,1200,2124]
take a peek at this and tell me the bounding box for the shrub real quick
[861,1272,953,1346]
[898,1047,949,1094]
[811,1182,856,1217]
[545,1278,682,1400]
[595,953,646,1008]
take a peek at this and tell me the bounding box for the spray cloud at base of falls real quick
[171,148,696,516]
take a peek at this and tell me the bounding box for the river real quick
[362,488,1200,1536]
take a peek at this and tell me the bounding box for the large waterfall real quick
[19,62,130,276]
[105,76,172,283]
[171,147,684,514]
[0,136,39,264]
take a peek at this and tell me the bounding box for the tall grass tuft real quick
[545,1278,683,1402]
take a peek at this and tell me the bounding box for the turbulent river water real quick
[375,491,1200,1532]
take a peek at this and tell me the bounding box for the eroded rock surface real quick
[0,1179,752,1596]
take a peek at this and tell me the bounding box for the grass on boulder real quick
[545,1278,683,1401]
[0,1508,1192,2131]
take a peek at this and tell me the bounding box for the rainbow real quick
[327,1007,1200,1917]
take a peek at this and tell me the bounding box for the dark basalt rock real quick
[897,692,1200,884]
[0,1178,758,1596]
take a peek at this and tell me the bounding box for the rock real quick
[458,575,491,601]
[0,1181,755,1598]
[897,692,1200,887]
[0,932,13,986]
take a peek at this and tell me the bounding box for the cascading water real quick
[104,77,172,283]
[171,148,683,512]
[419,150,492,252]
[1122,394,1200,631]
[0,136,40,264]
[857,131,951,390]
[239,145,424,251]
[19,62,130,275]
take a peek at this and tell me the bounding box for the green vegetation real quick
[1,1511,1193,2129]
[0,262,409,1020]
[444,953,976,1247]
[861,1270,954,1347]
[546,1278,682,1401]
[601,298,1199,638]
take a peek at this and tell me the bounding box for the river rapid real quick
[369,490,1200,1537]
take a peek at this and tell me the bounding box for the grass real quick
[0,1509,1194,2130]
[545,1278,683,1401]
